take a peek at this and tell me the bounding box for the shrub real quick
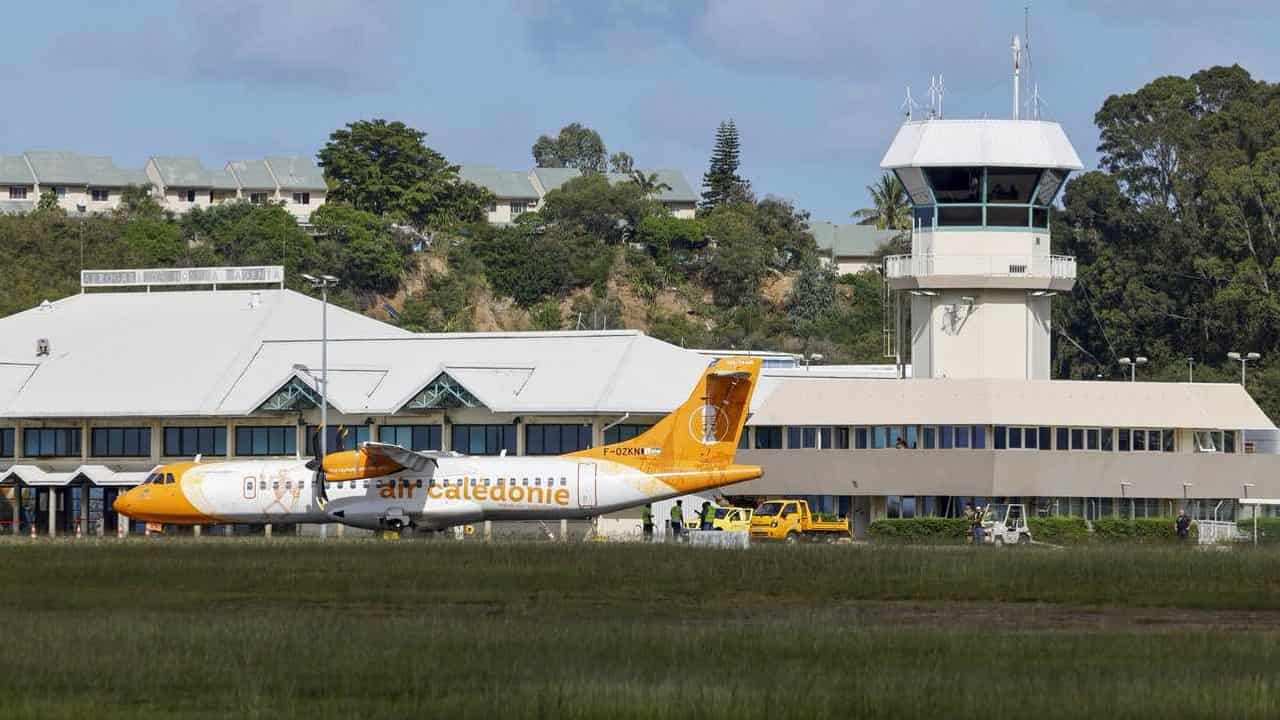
[1235,517,1280,544]
[868,518,969,543]
[1092,517,1196,543]
[1027,516,1090,545]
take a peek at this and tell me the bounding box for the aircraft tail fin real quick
[572,356,762,470]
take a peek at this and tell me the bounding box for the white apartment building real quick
[459,165,698,224]
[0,151,327,221]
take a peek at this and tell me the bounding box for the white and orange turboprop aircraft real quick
[113,357,763,532]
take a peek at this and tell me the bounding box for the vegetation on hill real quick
[2,64,1279,419]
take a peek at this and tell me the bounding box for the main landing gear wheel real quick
[785,532,799,545]
[386,519,404,532]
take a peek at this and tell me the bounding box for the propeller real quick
[309,426,351,510]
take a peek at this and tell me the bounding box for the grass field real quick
[2,540,1279,719]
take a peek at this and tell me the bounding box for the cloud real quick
[57,0,411,93]
[513,0,705,64]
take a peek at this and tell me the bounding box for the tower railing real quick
[883,253,1075,280]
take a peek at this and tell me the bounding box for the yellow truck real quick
[685,506,754,532]
[749,499,851,543]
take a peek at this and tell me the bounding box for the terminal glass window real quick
[1056,427,1069,451]
[306,425,369,454]
[1101,428,1115,452]
[854,427,869,449]
[939,425,954,449]
[0,428,13,457]
[604,424,652,445]
[451,425,516,456]
[164,427,226,457]
[91,427,151,457]
[1224,431,1237,453]
[754,426,783,449]
[1035,169,1069,205]
[972,425,987,449]
[832,427,850,449]
[526,424,592,455]
[235,426,297,456]
[379,424,442,451]
[23,428,81,457]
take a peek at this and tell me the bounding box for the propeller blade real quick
[310,428,329,510]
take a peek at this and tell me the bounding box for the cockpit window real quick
[144,472,162,484]
[165,473,176,485]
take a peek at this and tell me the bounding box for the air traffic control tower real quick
[881,119,1083,379]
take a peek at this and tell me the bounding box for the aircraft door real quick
[577,463,597,509]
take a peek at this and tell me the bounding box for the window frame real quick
[234,426,298,457]
[91,427,152,458]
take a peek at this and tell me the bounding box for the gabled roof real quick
[23,151,148,187]
[531,167,698,203]
[880,120,1084,170]
[809,222,900,258]
[226,159,277,189]
[149,156,239,190]
[457,166,539,200]
[0,155,35,184]
[264,156,327,191]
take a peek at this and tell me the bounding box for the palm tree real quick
[629,170,673,199]
[852,172,910,230]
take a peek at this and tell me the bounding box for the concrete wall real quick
[730,448,1280,500]
[913,288,1050,380]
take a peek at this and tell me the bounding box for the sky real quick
[4,1,1278,223]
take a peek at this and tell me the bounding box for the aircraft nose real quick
[113,493,132,515]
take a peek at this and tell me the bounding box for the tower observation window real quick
[985,167,1040,204]
[923,168,982,203]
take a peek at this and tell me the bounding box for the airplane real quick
[113,356,763,532]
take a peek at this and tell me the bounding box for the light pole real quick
[1186,357,1194,383]
[1118,356,1147,382]
[1227,351,1260,387]
[1120,481,1133,519]
[300,273,340,478]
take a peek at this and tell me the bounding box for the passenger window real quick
[272,481,279,489]
[259,481,266,490]
[560,477,567,485]
[415,479,423,488]
[285,481,292,489]
[484,478,491,487]
[362,481,369,488]
[522,478,528,486]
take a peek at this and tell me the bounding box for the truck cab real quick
[749,499,851,542]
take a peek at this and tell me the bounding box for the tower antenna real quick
[900,85,920,121]
[1011,34,1021,120]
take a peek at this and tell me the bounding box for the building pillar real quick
[483,520,492,542]
[79,484,89,537]
[12,485,21,535]
[559,518,568,542]
[264,523,272,538]
[47,488,56,538]
[193,525,202,538]
[335,523,345,538]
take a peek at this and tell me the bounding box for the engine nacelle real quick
[322,448,402,482]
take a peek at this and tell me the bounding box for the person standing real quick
[641,503,654,541]
[963,503,975,545]
[700,501,715,530]
[972,505,986,545]
[1176,509,1192,543]
[670,500,684,541]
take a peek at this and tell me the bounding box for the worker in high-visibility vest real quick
[641,504,654,541]
[669,500,684,541]
[700,501,715,530]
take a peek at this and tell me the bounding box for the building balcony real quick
[883,253,1076,291]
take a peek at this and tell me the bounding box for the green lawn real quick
[2,540,1279,719]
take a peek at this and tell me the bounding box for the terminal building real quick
[3,113,1279,538]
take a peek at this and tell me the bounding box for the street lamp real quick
[1118,356,1147,382]
[1120,481,1134,519]
[300,274,340,476]
[803,353,824,370]
[1227,351,1260,387]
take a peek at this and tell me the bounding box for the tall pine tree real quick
[700,119,751,210]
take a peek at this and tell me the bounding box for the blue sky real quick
[4,1,1277,223]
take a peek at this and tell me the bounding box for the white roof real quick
[880,119,1083,170]
[216,331,709,416]
[0,289,410,418]
[0,464,155,486]
[0,288,711,418]
[747,376,1275,430]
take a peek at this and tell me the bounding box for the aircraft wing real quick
[360,442,455,472]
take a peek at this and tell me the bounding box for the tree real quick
[531,123,607,172]
[628,170,671,199]
[309,204,406,295]
[787,252,837,342]
[36,190,63,215]
[609,152,635,174]
[852,172,911,231]
[700,119,751,211]
[539,173,654,245]
[318,119,487,229]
